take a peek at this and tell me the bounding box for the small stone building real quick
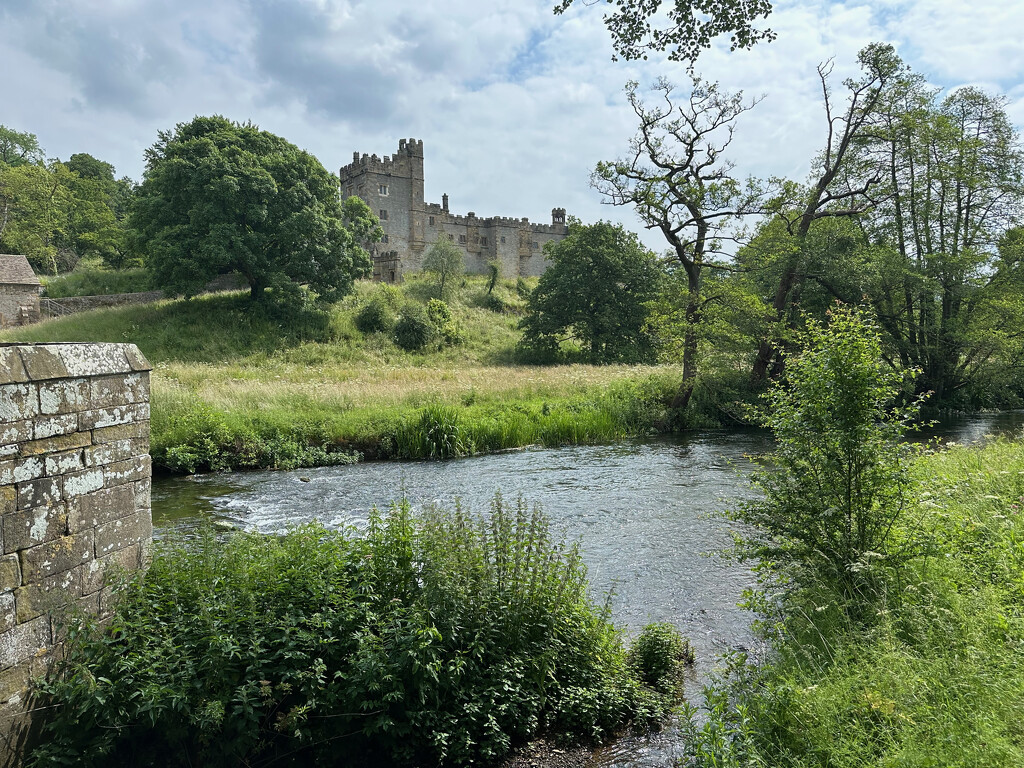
[0,257,40,330]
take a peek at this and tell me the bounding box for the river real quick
[151,411,1024,767]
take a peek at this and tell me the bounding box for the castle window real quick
[500,236,506,244]
[459,234,467,244]
[448,233,454,241]
[481,237,488,246]
[379,184,389,196]
[383,234,389,243]
[429,215,435,226]
[380,209,388,220]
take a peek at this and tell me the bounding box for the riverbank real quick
[1,280,709,472]
[682,436,1024,766]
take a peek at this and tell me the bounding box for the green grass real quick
[2,275,690,471]
[682,438,1024,767]
[41,266,153,297]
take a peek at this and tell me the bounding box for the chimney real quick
[442,193,449,213]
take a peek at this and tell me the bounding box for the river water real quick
[151,411,1024,767]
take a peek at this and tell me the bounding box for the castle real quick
[339,139,569,283]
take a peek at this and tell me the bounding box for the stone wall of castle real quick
[340,140,568,282]
[0,343,152,763]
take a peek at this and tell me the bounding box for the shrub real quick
[30,498,676,767]
[628,622,694,695]
[426,298,463,346]
[393,304,435,351]
[355,296,396,334]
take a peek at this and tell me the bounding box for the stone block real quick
[0,661,30,705]
[123,345,152,372]
[14,568,81,624]
[15,478,60,511]
[76,591,101,617]
[36,378,89,416]
[56,344,132,377]
[44,449,85,476]
[0,349,28,386]
[18,432,90,458]
[3,504,68,554]
[133,478,152,510]
[95,514,150,558]
[88,375,129,409]
[77,403,149,431]
[83,439,142,468]
[0,458,43,486]
[102,456,150,489]
[15,346,66,381]
[32,414,78,440]
[18,532,93,582]
[0,421,32,450]
[0,615,51,670]
[0,445,15,460]
[0,556,21,592]
[81,542,141,594]
[61,468,104,497]
[92,421,148,444]
[68,485,134,533]
[0,384,36,422]
[0,593,14,635]
[0,488,13,516]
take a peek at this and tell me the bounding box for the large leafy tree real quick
[520,220,661,363]
[554,0,774,64]
[131,116,379,301]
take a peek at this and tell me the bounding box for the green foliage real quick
[31,498,676,767]
[42,266,151,297]
[627,623,694,695]
[519,220,661,364]
[553,0,774,64]
[421,237,465,301]
[486,260,501,294]
[355,296,396,334]
[734,305,923,602]
[393,303,435,351]
[0,160,74,274]
[131,115,379,301]
[680,439,1024,768]
[427,298,463,346]
[0,124,44,166]
[394,404,472,459]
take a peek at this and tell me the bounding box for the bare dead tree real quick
[594,77,767,413]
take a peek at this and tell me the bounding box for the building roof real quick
[0,255,41,286]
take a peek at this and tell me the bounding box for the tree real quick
[0,125,44,167]
[130,116,379,301]
[554,0,774,64]
[593,78,765,407]
[519,220,661,364]
[734,305,922,603]
[421,237,465,300]
[0,161,73,274]
[750,44,904,383]
[59,154,131,267]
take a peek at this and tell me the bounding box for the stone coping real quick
[0,344,151,386]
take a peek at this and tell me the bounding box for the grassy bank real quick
[2,278,693,471]
[683,437,1024,767]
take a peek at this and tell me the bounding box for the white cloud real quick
[0,0,1021,253]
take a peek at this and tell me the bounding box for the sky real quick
[2,0,1023,251]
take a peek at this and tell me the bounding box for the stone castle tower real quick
[339,139,569,283]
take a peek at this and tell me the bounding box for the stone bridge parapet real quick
[0,342,153,762]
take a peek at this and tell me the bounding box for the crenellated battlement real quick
[339,138,423,181]
[340,139,567,281]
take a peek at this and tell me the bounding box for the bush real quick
[30,498,676,767]
[393,304,435,351]
[426,298,463,346]
[628,623,694,696]
[355,296,396,334]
